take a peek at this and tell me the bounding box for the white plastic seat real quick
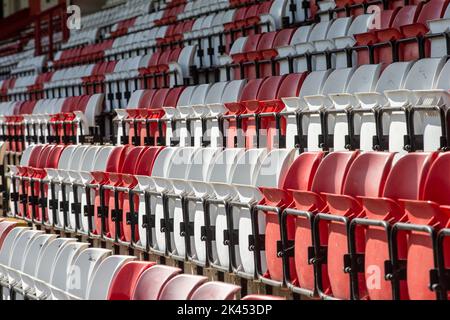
[46,145,78,227]
[333,14,375,68]
[63,145,90,231]
[2,229,43,300]
[312,17,352,70]
[66,146,102,233]
[0,227,28,285]
[169,147,222,261]
[19,234,57,299]
[293,68,355,151]
[85,254,135,300]
[355,62,412,152]
[151,147,198,255]
[327,64,382,151]
[232,148,295,277]
[281,70,332,149]
[278,25,313,75]
[211,148,268,272]
[383,58,445,152]
[157,147,200,259]
[49,242,90,300]
[294,21,331,72]
[191,148,245,268]
[428,5,450,57]
[411,59,450,151]
[137,147,177,254]
[34,238,77,299]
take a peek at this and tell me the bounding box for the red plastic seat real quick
[290,151,359,296]
[106,146,147,240]
[107,261,155,300]
[26,144,54,221]
[224,78,265,148]
[359,152,437,300]
[401,153,450,300]
[40,145,65,223]
[158,274,208,300]
[259,151,324,285]
[92,145,130,235]
[321,152,395,300]
[17,145,46,218]
[131,265,181,300]
[122,146,164,243]
[241,75,284,148]
[191,282,241,300]
[232,34,262,79]
[354,2,449,64]
[0,221,17,250]
[225,74,307,149]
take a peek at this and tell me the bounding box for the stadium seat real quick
[399,152,450,300]
[158,274,208,300]
[257,151,324,287]
[357,152,437,300]
[107,261,155,300]
[191,281,241,300]
[131,265,181,300]
[86,255,136,300]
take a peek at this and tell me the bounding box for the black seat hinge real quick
[160,218,174,232]
[384,259,407,281]
[223,229,239,246]
[308,245,328,265]
[71,202,81,215]
[277,240,294,257]
[142,214,155,229]
[111,209,123,222]
[180,221,195,237]
[343,253,365,274]
[248,234,265,251]
[83,204,94,217]
[97,206,109,218]
[126,211,138,225]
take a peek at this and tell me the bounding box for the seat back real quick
[107,261,155,300]
[151,147,177,178]
[50,242,89,292]
[383,152,437,202]
[158,274,208,300]
[191,282,241,300]
[131,265,181,300]
[311,151,359,195]
[256,148,296,188]
[135,146,164,176]
[86,255,136,300]
[207,148,245,184]
[66,248,111,298]
[342,152,395,198]
[231,148,267,186]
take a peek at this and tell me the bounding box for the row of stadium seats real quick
[7,143,450,300]
[0,221,282,300]
[3,57,450,156]
[118,58,450,153]
[0,94,104,151]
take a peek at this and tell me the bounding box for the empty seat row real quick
[114,58,450,154]
[0,94,104,151]
[0,221,279,300]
